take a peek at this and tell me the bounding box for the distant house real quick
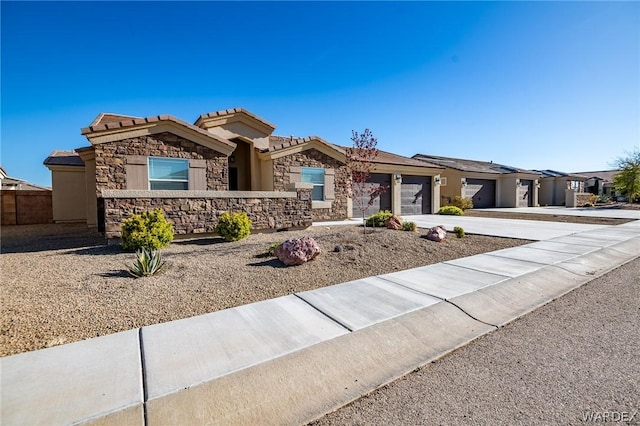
[0,168,52,225]
[574,170,619,199]
[45,108,444,238]
[0,175,51,191]
[412,154,540,208]
[535,170,586,206]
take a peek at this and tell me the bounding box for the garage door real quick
[464,178,496,208]
[518,180,533,207]
[401,176,432,215]
[352,173,392,218]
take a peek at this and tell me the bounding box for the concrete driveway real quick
[402,214,607,240]
[479,206,640,220]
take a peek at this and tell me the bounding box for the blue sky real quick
[2,1,638,187]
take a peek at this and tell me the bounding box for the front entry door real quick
[229,167,239,190]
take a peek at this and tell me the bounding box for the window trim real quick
[301,167,325,201]
[148,157,189,190]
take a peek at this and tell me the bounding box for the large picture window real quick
[301,167,324,201]
[148,157,189,190]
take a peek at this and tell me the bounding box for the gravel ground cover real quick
[313,258,640,425]
[1,223,529,356]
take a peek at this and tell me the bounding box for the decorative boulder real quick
[426,225,447,242]
[385,215,403,230]
[275,236,321,266]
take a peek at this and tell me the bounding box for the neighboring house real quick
[1,175,51,191]
[45,108,444,238]
[0,169,53,225]
[535,170,586,206]
[412,154,540,208]
[574,170,619,199]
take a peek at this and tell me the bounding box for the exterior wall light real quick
[461,178,467,187]
[434,175,441,186]
[394,173,402,183]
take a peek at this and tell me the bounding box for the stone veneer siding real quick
[272,148,348,221]
[94,132,228,195]
[101,190,313,238]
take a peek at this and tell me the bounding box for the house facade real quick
[412,154,540,208]
[575,170,619,200]
[45,108,444,238]
[535,170,586,206]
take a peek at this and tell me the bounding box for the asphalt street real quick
[314,258,640,425]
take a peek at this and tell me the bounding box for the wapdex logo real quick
[581,410,638,423]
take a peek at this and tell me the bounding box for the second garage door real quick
[464,178,496,208]
[401,176,432,215]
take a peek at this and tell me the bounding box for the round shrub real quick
[453,226,465,238]
[438,206,464,216]
[215,211,252,242]
[450,196,474,211]
[366,210,393,227]
[121,209,174,251]
[402,221,417,232]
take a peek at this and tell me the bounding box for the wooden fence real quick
[1,190,53,225]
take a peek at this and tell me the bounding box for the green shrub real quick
[365,210,393,227]
[215,212,252,242]
[128,248,166,278]
[453,226,465,238]
[267,242,281,256]
[402,221,417,232]
[121,209,174,251]
[450,196,474,211]
[438,206,464,216]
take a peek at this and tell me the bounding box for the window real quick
[148,157,189,190]
[301,167,324,201]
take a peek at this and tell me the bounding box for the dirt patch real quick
[1,224,529,356]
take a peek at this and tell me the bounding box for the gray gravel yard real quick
[313,258,640,425]
[1,223,529,356]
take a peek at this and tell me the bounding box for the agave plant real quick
[128,248,166,278]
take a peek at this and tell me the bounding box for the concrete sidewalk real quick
[314,215,607,241]
[480,206,640,220]
[2,221,639,426]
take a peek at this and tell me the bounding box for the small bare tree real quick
[346,129,386,234]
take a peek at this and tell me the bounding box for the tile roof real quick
[535,169,586,179]
[43,150,85,167]
[266,135,341,153]
[90,113,143,127]
[413,154,539,175]
[195,107,276,130]
[266,136,443,169]
[572,170,619,181]
[81,114,236,148]
[1,176,51,191]
[336,144,443,169]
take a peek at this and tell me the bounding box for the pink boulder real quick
[385,215,403,230]
[426,225,447,242]
[275,236,321,266]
